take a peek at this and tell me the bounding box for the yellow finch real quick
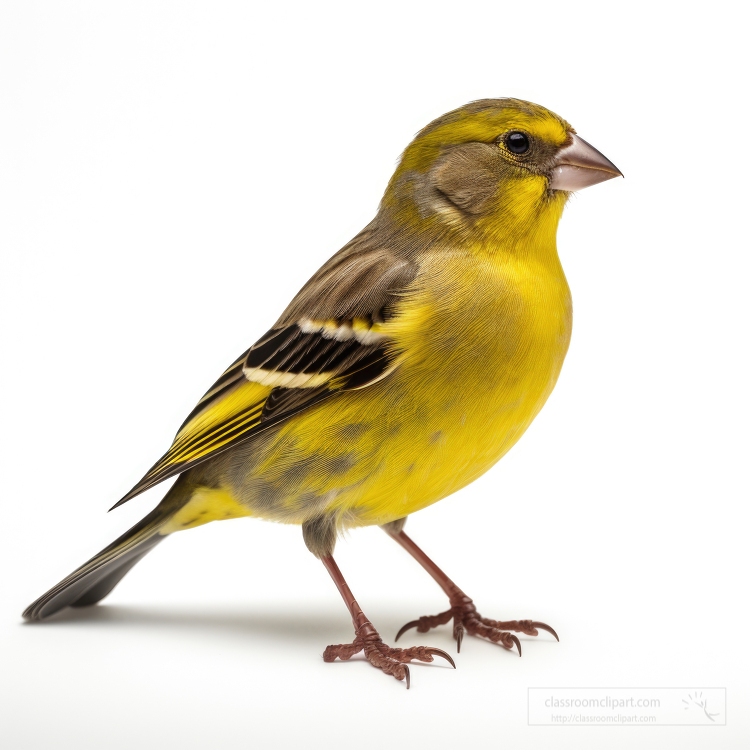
[24,99,621,687]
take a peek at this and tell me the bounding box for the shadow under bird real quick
[24,99,621,687]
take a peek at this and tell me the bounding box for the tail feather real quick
[23,503,174,622]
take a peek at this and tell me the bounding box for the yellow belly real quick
[204,246,572,530]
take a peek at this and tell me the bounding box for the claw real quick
[511,634,522,656]
[426,648,456,669]
[404,664,410,690]
[532,621,559,641]
[395,619,419,643]
[456,625,464,653]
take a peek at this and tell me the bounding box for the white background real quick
[1,1,747,748]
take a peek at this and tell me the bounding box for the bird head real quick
[382,98,621,246]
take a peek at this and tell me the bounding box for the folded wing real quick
[112,239,417,508]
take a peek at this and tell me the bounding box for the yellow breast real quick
[345,245,572,524]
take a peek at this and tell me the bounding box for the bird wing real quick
[112,238,417,509]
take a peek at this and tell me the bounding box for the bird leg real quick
[320,555,455,687]
[383,527,558,656]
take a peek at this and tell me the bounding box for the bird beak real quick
[548,134,623,191]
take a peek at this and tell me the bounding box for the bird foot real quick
[395,592,558,656]
[323,622,455,688]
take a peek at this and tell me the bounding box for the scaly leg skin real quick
[321,555,455,688]
[383,526,558,656]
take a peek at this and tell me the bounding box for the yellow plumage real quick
[225,241,571,528]
[24,98,621,687]
[160,105,572,530]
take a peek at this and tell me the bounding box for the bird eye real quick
[505,132,530,154]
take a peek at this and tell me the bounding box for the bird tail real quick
[23,483,184,622]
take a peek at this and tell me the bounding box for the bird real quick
[23,98,621,688]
